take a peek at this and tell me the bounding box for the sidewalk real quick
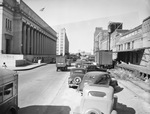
[118,79,150,104]
[7,63,48,71]
[110,70,150,104]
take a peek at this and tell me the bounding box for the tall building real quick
[0,0,57,66]
[93,27,108,54]
[56,28,69,56]
[93,27,102,54]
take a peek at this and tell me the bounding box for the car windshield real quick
[73,70,84,74]
[87,66,96,69]
[95,74,110,84]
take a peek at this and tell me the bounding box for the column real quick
[41,34,43,55]
[39,33,41,55]
[27,26,30,54]
[31,28,34,55]
[44,35,46,55]
[37,31,39,55]
[34,30,37,55]
[22,23,27,54]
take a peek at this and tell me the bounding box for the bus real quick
[0,68,18,114]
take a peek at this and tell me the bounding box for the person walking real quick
[2,62,7,69]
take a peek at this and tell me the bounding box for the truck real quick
[95,50,113,69]
[56,56,68,71]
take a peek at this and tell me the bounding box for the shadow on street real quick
[18,105,71,114]
[117,102,136,114]
[114,86,124,94]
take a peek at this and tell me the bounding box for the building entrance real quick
[6,39,11,54]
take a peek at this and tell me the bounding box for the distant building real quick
[93,27,102,54]
[93,27,108,54]
[0,0,57,66]
[56,28,69,56]
[108,22,123,50]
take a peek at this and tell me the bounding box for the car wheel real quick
[84,109,102,114]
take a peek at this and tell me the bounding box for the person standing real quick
[2,62,7,69]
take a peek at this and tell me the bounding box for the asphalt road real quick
[18,64,150,114]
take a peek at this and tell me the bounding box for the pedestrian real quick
[2,62,7,69]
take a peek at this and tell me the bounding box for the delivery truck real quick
[95,50,113,69]
[56,56,68,71]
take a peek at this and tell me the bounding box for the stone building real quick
[93,16,150,67]
[0,0,57,66]
[115,16,150,67]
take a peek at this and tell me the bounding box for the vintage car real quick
[78,84,118,114]
[68,68,86,88]
[75,59,87,68]
[86,65,107,72]
[77,71,118,93]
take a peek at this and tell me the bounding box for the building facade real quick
[56,28,69,56]
[115,17,150,67]
[94,16,150,68]
[0,0,57,66]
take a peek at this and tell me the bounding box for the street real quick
[18,64,150,114]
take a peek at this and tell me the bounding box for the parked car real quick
[78,84,118,114]
[77,71,118,93]
[68,68,87,88]
[86,64,107,72]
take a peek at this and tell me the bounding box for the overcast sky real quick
[23,0,150,53]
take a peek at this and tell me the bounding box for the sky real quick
[23,0,150,54]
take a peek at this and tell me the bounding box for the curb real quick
[127,79,150,93]
[12,63,48,71]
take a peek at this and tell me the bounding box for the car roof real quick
[85,71,108,75]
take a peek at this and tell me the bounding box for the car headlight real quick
[74,77,81,83]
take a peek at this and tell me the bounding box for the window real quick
[3,83,13,101]
[132,41,134,49]
[5,18,12,31]
[127,42,130,49]
[88,91,106,97]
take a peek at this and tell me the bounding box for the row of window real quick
[121,28,142,40]
[117,42,133,51]
[5,18,12,31]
